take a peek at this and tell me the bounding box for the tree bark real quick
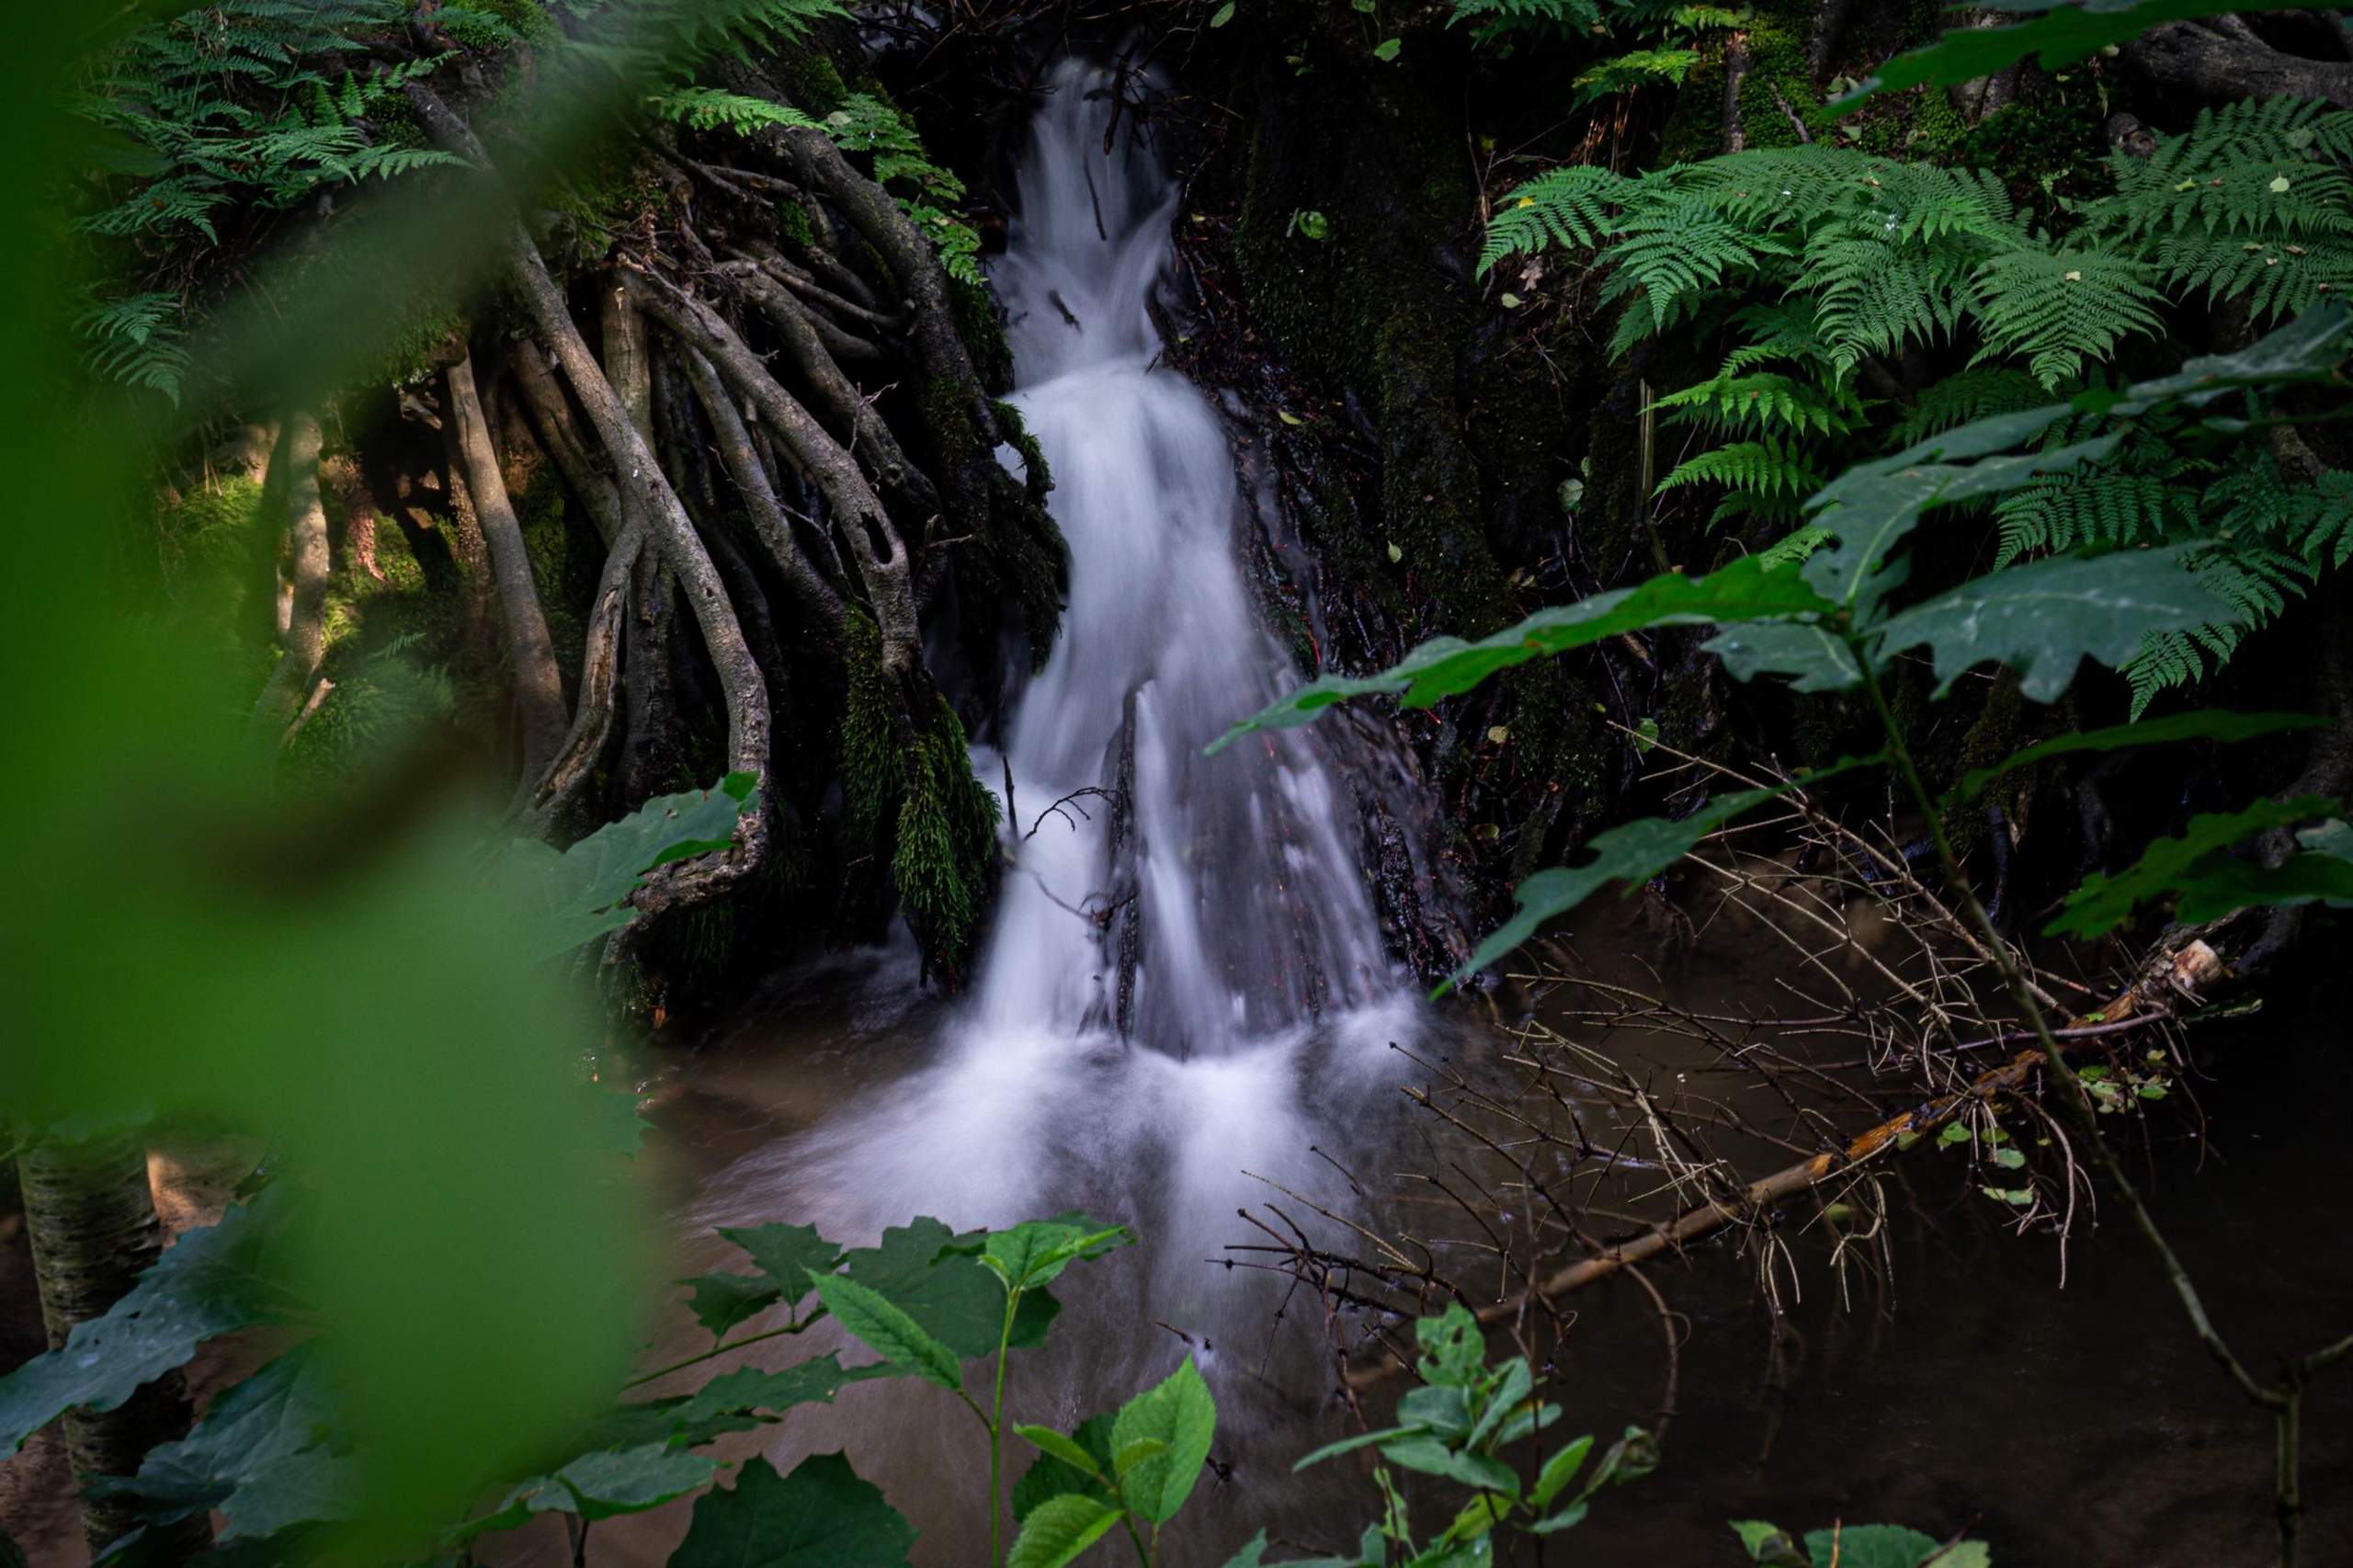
[679,347,847,634]
[628,270,925,684]
[448,354,569,783]
[252,409,331,734]
[2121,17,2353,111]
[17,1133,207,1556]
[410,83,770,909]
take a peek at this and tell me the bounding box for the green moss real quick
[835,611,1001,977]
[776,197,817,259]
[839,610,900,841]
[891,699,1001,978]
[952,278,1015,395]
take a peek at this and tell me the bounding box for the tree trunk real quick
[16,1133,207,1557]
[252,409,330,734]
[447,354,569,783]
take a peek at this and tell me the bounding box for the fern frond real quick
[1970,245,2167,388]
[651,85,824,135]
[1479,165,1634,276]
[1654,437,1823,505]
[1653,370,1866,438]
[1887,368,2048,448]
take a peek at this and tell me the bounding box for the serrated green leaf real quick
[680,1271,783,1339]
[809,1273,964,1392]
[1016,1425,1104,1479]
[1210,556,1834,751]
[1731,1519,1790,1560]
[1875,547,2226,702]
[1109,1358,1216,1525]
[672,1453,915,1568]
[1415,1303,1485,1388]
[980,1218,1131,1291]
[673,1354,901,1427]
[1947,710,2325,806]
[837,1218,1058,1356]
[719,1221,843,1301]
[2047,795,2347,937]
[1008,1494,1123,1568]
[1013,1414,1117,1523]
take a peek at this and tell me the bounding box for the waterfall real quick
[977,58,1399,1057]
[681,61,1434,1563]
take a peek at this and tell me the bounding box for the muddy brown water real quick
[3,927,2347,1566]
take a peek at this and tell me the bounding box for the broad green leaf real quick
[1109,1358,1216,1525]
[808,1273,964,1393]
[1013,1414,1117,1523]
[1015,1425,1105,1479]
[1397,1382,1471,1439]
[1802,1523,1945,1568]
[0,1190,299,1456]
[85,1344,359,1540]
[551,1444,719,1521]
[1007,1494,1122,1568]
[1947,711,2325,806]
[1290,1425,1415,1471]
[2046,795,2344,937]
[1415,1304,1485,1388]
[1529,1434,1594,1508]
[2099,303,2351,414]
[1210,556,1835,751]
[1376,1436,1517,1495]
[719,1221,843,1301]
[1874,548,2225,703]
[1527,1499,1589,1535]
[1703,619,1863,692]
[1839,2,2317,105]
[460,1443,717,1539]
[836,1218,1059,1356]
[680,1271,782,1339]
[672,1453,915,1568]
[1441,787,1772,995]
[1802,431,2117,619]
[497,773,756,960]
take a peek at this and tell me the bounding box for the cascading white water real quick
[669,61,1435,1565]
[977,61,1397,1056]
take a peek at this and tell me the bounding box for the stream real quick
[543,58,2349,1568]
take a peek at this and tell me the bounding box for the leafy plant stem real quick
[1854,644,2326,1568]
[617,1315,815,1391]
[988,1288,1017,1568]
